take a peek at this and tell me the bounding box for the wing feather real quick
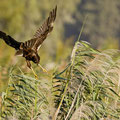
[24,6,57,51]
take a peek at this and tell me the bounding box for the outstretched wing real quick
[23,6,57,51]
[0,31,22,50]
[33,5,57,39]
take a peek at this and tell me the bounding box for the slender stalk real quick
[52,79,69,120]
[31,67,38,117]
[77,15,88,42]
[65,80,83,120]
[65,16,88,119]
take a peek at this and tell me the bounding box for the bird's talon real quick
[43,69,48,73]
[38,64,48,73]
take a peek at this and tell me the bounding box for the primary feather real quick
[23,5,57,51]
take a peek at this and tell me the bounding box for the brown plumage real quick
[0,6,57,68]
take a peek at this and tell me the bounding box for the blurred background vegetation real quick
[0,0,120,93]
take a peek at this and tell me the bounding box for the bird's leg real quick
[26,60,38,79]
[31,67,38,79]
[38,64,48,73]
[26,60,31,69]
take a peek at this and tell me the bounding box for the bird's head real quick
[23,48,40,64]
[31,52,40,64]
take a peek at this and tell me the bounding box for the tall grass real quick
[53,41,120,120]
[0,41,120,120]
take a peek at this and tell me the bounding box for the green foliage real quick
[1,72,49,119]
[53,41,120,120]
[0,41,120,119]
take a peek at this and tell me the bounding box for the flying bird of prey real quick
[0,6,57,69]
